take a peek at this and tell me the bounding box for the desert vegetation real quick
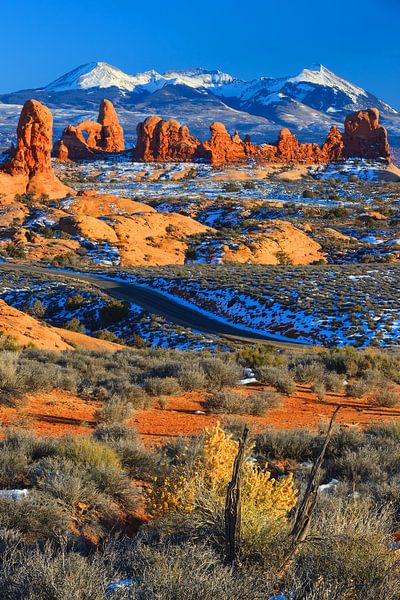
[0,402,399,598]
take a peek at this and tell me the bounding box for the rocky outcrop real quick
[198,123,248,163]
[134,116,199,161]
[321,126,345,161]
[54,99,125,161]
[342,108,390,160]
[134,108,391,166]
[0,100,73,199]
[220,220,325,265]
[0,299,122,351]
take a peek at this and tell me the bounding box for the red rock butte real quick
[53,99,125,161]
[0,99,73,199]
[134,108,391,165]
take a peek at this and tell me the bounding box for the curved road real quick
[0,263,308,349]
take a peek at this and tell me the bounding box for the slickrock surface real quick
[0,299,122,351]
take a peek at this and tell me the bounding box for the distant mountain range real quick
[0,62,399,149]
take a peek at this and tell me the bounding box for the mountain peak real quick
[46,62,143,92]
[288,64,368,102]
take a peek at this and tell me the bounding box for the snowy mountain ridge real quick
[43,62,397,116]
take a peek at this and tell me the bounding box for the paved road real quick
[0,262,308,349]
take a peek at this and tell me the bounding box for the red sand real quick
[1,384,399,445]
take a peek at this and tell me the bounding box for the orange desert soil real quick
[1,384,399,444]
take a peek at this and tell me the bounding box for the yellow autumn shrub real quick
[147,422,297,530]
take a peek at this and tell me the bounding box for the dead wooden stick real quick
[224,425,249,566]
[278,406,340,575]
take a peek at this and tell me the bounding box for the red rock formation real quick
[54,99,125,161]
[133,108,391,166]
[198,122,248,163]
[98,99,125,153]
[321,126,345,161]
[134,116,199,161]
[343,108,390,160]
[0,99,73,199]
[274,129,325,163]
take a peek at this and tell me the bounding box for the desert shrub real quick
[236,344,287,369]
[0,494,69,541]
[87,377,149,408]
[244,390,282,415]
[0,333,21,352]
[66,294,85,309]
[322,347,362,377]
[324,372,345,392]
[58,437,121,470]
[333,447,383,485]
[205,390,281,416]
[0,544,111,600]
[204,390,243,414]
[255,427,318,462]
[119,539,268,600]
[0,352,24,406]
[17,358,68,393]
[325,427,366,460]
[369,385,399,408]
[147,423,297,560]
[295,497,400,599]
[312,381,326,401]
[29,299,46,318]
[100,299,130,326]
[0,447,28,488]
[177,364,208,391]
[5,243,26,259]
[144,376,181,396]
[92,329,124,344]
[302,189,318,198]
[254,366,296,395]
[367,420,400,441]
[293,360,325,384]
[95,424,157,479]
[94,399,134,425]
[88,463,137,511]
[200,357,242,390]
[64,318,85,333]
[28,457,104,510]
[144,360,182,379]
[346,379,371,398]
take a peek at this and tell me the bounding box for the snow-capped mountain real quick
[0,62,399,148]
[45,62,239,94]
[42,61,396,116]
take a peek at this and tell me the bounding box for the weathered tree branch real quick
[278,406,340,575]
[224,425,249,566]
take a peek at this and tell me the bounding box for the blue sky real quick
[1,0,399,108]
